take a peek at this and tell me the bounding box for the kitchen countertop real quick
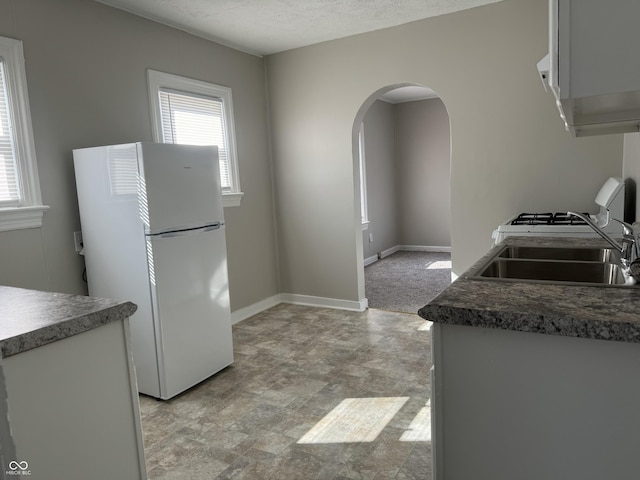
[0,286,137,357]
[418,236,640,343]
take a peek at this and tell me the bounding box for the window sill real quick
[361,221,370,231]
[0,205,49,232]
[223,192,244,208]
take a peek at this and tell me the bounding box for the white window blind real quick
[158,88,231,190]
[0,58,20,206]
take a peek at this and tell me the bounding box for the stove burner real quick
[510,213,553,225]
[510,212,589,226]
[551,212,589,225]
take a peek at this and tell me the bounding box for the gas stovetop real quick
[510,212,589,226]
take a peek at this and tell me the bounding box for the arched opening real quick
[352,84,452,313]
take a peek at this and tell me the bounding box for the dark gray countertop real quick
[418,236,640,343]
[0,286,137,357]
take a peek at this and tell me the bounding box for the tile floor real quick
[139,304,432,479]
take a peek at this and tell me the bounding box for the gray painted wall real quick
[361,97,451,262]
[266,0,622,304]
[0,0,279,312]
[395,98,451,248]
[361,100,398,260]
[0,0,627,312]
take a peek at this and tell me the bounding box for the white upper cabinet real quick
[545,0,640,137]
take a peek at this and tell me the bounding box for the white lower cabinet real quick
[2,319,146,480]
[431,322,640,480]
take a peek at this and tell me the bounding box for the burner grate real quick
[551,212,589,225]
[510,212,589,226]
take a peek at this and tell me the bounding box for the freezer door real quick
[138,143,224,234]
[148,225,233,399]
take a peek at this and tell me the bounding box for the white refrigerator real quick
[73,142,234,400]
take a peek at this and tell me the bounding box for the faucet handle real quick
[611,218,634,236]
[613,219,640,267]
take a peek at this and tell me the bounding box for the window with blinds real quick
[0,36,46,230]
[0,58,20,206]
[147,70,242,206]
[158,88,231,190]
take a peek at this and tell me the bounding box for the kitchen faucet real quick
[567,211,640,282]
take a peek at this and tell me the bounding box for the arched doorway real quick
[352,84,452,313]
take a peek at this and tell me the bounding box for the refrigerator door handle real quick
[155,223,222,239]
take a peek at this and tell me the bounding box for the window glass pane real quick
[158,88,231,190]
[0,59,21,206]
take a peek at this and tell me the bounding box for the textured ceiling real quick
[95,0,504,56]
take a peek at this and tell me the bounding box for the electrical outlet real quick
[73,231,83,253]
[369,233,374,243]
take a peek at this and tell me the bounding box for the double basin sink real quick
[470,245,633,287]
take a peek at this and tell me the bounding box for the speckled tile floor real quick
[139,304,432,479]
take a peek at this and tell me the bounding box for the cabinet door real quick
[563,0,640,99]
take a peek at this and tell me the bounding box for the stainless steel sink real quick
[468,244,635,287]
[497,246,616,262]
[476,259,626,285]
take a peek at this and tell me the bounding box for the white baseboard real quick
[359,297,368,310]
[379,245,401,259]
[374,244,451,262]
[231,294,282,325]
[232,292,369,324]
[398,245,451,253]
[280,293,366,312]
[364,255,378,267]
[234,247,452,325]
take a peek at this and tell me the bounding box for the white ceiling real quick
[95,0,503,57]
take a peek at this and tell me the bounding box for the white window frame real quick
[0,36,47,231]
[147,69,243,207]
